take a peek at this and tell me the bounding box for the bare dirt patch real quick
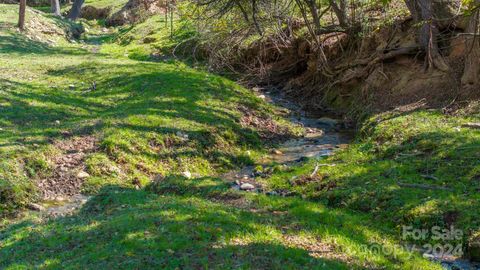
[106,0,164,26]
[281,235,346,261]
[37,135,98,200]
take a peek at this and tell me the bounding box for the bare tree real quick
[404,0,460,71]
[329,0,348,28]
[51,0,61,17]
[68,0,85,20]
[195,0,264,36]
[303,0,322,32]
[18,0,26,30]
[462,3,480,86]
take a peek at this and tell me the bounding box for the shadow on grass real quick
[0,180,430,269]
[0,31,89,55]
[269,110,480,244]
[0,60,279,184]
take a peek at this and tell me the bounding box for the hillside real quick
[0,1,479,269]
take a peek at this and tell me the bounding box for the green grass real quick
[0,4,299,213]
[261,108,480,247]
[94,15,197,61]
[84,0,128,10]
[0,4,475,269]
[0,177,441,269]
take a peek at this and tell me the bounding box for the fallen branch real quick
[310,162,319,177]
[420,174,439,181]
[462,123,480,129]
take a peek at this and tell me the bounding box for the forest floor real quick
[0,4,479,270]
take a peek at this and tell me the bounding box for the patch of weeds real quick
[0,160,36,214]
[85,153,121,177]
[24,153,52,178]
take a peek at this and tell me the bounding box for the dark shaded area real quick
[0,31,88,55]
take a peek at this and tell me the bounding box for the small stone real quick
[181,171,192,179]
[69,84,76,89]
[240,183,255,190]
[271,149,283,155]
[317,117,338,127]
[60,130,72,136]
[266,191,278,196]
[191,173,202,178]
[28,203,45,211]
[176,131,189,139]
[77,171,90,179]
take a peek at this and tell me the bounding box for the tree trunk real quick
[304,0,321,32]
[234,0,250,24]
[329,0,348,28]
[461,4,480,86]
[18,0,26,30]
[404,0,460,72]
[251,0,263,36]
[68,0,84,20]
[50,0,61,17]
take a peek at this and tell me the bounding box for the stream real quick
[224,88,480,270]
[223,88,352,191]
[36,87,479,269]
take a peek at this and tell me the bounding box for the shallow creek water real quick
[222,89,352,187]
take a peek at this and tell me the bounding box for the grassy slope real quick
[262,108,480,246]
[94,14,195,61]
[0,4,456,269]
[1,177,439,269]
[0,5,296,211]
[83,0,128,10]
